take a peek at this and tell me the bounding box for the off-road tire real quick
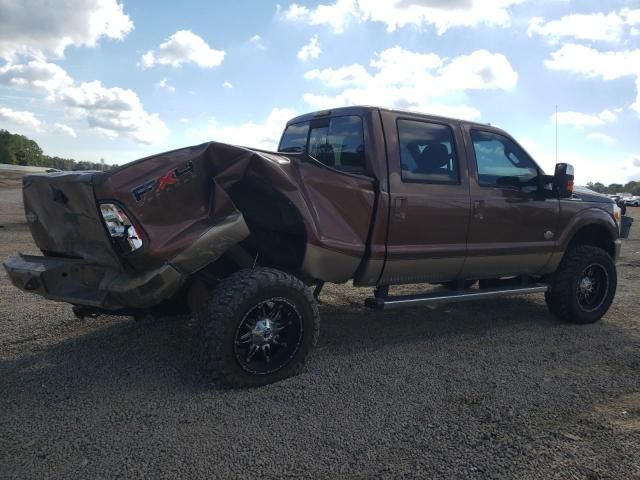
[202,268,320,387]
[545,245,617,324]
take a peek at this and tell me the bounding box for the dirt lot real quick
[1,182,639,479]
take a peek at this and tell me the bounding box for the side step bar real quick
[365,284,549,310]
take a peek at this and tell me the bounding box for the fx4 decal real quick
[131,161,194,203]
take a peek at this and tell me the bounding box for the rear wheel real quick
[202,268,320,387]
[545,245,616,324]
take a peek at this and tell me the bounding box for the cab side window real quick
[471,130,539,190]
[279,116,366,173]
[278,122,309,153]
[308,116,366,173]
[398,119,459,184]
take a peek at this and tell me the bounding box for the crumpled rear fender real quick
[95,142,376,282]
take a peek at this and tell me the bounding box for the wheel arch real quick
[548,208,619,274]
[226,176,308,273]
[567,223,616,258]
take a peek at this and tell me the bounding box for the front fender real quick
[547,205,620,272]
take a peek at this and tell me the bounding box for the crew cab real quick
[4,106,622,386]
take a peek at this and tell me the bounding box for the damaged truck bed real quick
[5,140,380,311]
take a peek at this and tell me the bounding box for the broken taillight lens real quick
[99,203,143,252]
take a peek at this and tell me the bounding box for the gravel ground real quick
[1,185,639,479]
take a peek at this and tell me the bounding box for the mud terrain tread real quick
[545,245,617,324]
[202,268,319,387]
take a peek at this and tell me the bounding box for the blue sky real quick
[0,0,639,184]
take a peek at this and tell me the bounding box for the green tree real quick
[586,182,607,193]
[607,183,624,194]
[0,130,43,166]
[0,129,116,171]
[623,180,638,194]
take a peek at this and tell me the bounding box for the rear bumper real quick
[3,254,184,310]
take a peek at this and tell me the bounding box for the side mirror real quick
[554,163,574,198]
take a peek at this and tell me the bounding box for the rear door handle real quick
[393,197,408,220]
[473,200,485,220]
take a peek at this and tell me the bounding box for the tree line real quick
[586,181,640,196]
[0,129,115,171]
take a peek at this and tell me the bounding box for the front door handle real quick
[393,197,408,220]
[473,200,485,220]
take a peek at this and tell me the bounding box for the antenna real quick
[555,104,558,165]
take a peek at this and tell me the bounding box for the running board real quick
[365,284,549,310]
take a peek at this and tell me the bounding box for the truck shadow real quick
[317,295,558,349]
[1,294,636,396]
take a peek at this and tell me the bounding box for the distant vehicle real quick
[45,168,61,173]
[3,105,623,387]
[623,197,640,207]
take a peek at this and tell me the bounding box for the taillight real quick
[99,203,143,252]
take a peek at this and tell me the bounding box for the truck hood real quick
[572,186,614,204]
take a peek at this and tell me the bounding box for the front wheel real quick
[202,268,320,387]
[545,245,617,324]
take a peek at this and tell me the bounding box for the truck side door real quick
[378,112,472,285]
[460,126,559,279]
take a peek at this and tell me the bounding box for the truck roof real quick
[285,105,501,132]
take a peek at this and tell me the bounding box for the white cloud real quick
[0,106,40,128]
[140,30,225,69]
[516,136,634,185]
[282,0,356,34]
[552,109,617,130]
[303,47,517,120]
[0,0,133,60]
[528,9,640,44]
[632,77,640,115]
[623,156,640,182]
[282,0,525,35]
[57,80,169,144]
[544,44,640,116]
[0,60,73,93]
[179,117,189,124]
[155,78,175,92]
[304,64,373,87]
[586,132,616,144]
[1,59,169,144]
[249,34,266,50]
[52,122,77,137]
[297,35,322,61]
[223,81,233,89]
[191,108,296,151]
[544,44,640,81]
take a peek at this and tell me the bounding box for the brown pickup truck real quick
[4,106,622,386]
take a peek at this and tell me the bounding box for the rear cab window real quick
[279,115,366,174]
[397,119,460,184]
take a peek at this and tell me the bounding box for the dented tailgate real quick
[21,172,122,268]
